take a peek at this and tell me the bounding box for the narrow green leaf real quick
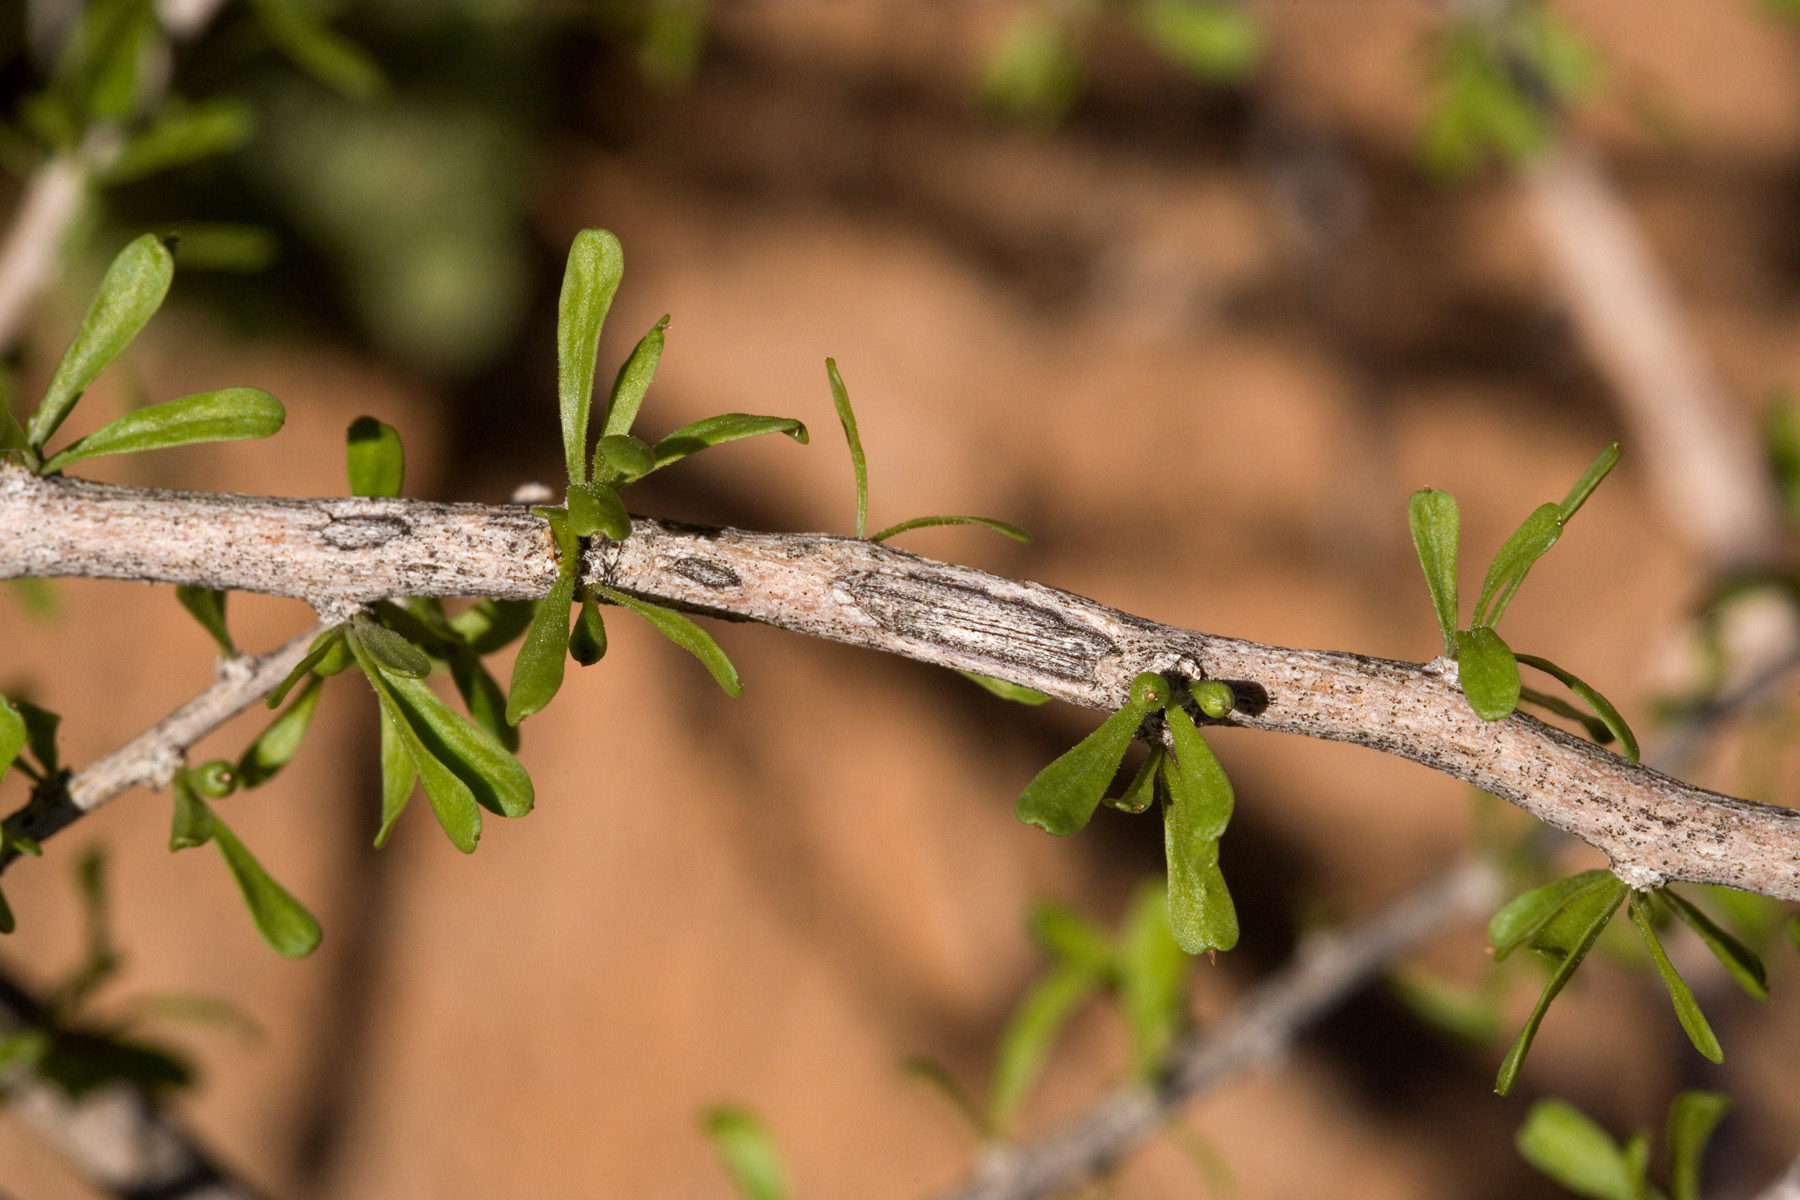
[267,628,347,709]
[825,358,868,538]
[1628,893,1723,1062]
[236,676,322,789]
[1489,869,1615,960]
[1667,1091,1730,1200]
[981,6,1081,122]
[593,433,656,484]
[1516,654,1639,762]
[648,413,808,473]
[988,965,1100,1137]
[1108,745,1162,814]
[168,773,216,851]
[701,1106,791,1200]
[1516,1100,1639,1200]
[957,670,1050,705]
[28,234,173,450]
[1661,887,1769,1001]
[248,0,384,101]
[1495,878,1626,1094]
[1473,501,1562,628]
[1408,488,1461,658]
[506,571,576,725]
[557,229,625,485]
[100,99,255,185]
[1458,625,1521,720]
[374,701,416,848]
[598,586,742,696]
[1133,0,1263,81]
[1016,700,1151,836]
[869,514,1031,544]
[569,587,608,666]
[210,817,321,958]
[1,403,33,468]
[358,645,533,821]
[355,647,480,852]
[1027,902,1117,977]
[447,651,518,752]
[350,614,431,678]
[1118,882,1190,1078]
[599,317,667,440]
[43,388,285,472]
[1560,442,1622,521]
[0,696,25,780]
[451,599,536,654]
[346,416,404,498]
[1164,706,1233,842]
[175,586,235,657]
[567,481,631,541]
[1520,686,1615,746]
[1622,1133,1652,1200]
[1163,823,1237,956]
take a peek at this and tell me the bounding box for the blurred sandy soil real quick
[4,1,1800,1197]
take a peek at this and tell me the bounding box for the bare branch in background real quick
[1758,1154,1800,1200]
[936,859,1502,1200]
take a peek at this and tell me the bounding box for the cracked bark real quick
[4,464,1798,899]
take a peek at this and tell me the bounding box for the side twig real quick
[3,466,1796,898]
[936,859,1502,1200]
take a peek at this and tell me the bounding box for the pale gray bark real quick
[938,859,1503,1200]
[4,464,1798,899]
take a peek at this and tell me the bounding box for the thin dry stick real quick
[0,967,265,1200]
[4,465,1797,899]
[936,859,1502,1200]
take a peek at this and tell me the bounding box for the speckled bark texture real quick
[5,464,1798,900]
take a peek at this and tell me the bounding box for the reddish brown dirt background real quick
[4,2,1799,1197]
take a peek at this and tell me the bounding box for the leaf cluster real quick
[1518,1091,1729,1200]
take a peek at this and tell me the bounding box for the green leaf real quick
[648,413,809,473]
[957,670,1051,705]
[1408,488,1461,658]
[267,627,348,709]
[350,614,432,679]
[1661,887,1769,1001]
[1,402,32,468]
[597,586,742,697]
[1495,877,1626,1095]
[42,388,285,473]
[446,651,518,752]
[1516,654,1639,762]
[1516,1100,1639,1200]
[1118,882,1190,1078]
[1388,964,1500,1043]
[451,599,536,654]
[987,964,1100,1137]
[569,587,608,666]
[506,570,576,726]
[210,816,321,958]
[248,0,384,101]
[1520,686,1616,747]
[1666,1091,1731,1200]
[1163,825,1237,956]
[346,416,404,498]
[599,317,667,440]
[165,224,278,274]
[1628,892,1722,1062]
[557,229,626,485]
[359,662,479,852]
[236,676,322,789]
[1473,502,1563,628]
[1016,695,1155,836]
[374,700,417,848]
[898,1056,987,1136]
[825,359,869,538]
[1108,745,1162,813]
[1561,443,1622,520]
[1489,869,1617,960]
[869,515,1031,544]
[175,586,235,657]
[701,1106,791,1200]
[567,481,631,541]
[593,433,656,484]
[356,644,533,821]
[100,99,255,185]
[0,696,25,781]
[1133,0,1263,83]
[982,7,1082,122]
[168,773,216,851]
[28,234,173,451]
[1027,902,1117,977]
[1458,625,1521,721]
[1164,706,1233,842]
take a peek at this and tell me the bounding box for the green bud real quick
[1191,680,1234,719]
